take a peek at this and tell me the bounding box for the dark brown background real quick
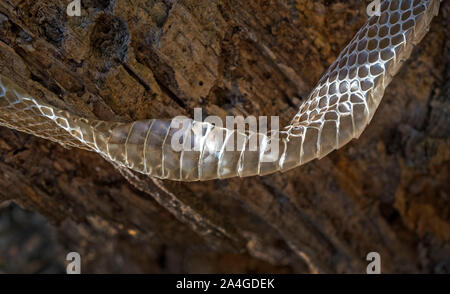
[0,0,448,273]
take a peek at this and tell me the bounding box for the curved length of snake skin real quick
[0,0,442,181]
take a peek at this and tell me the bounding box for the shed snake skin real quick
[0,0,442,181]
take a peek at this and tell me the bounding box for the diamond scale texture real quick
[0,0,442,181]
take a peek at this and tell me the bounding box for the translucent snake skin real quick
[0,0,442,181]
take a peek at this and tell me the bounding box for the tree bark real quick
[0,0,448,273]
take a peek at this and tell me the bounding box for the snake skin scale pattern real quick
[0,0,442,181]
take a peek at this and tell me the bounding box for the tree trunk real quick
[0,0,448,273]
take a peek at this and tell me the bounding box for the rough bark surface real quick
[0,0,448,273]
